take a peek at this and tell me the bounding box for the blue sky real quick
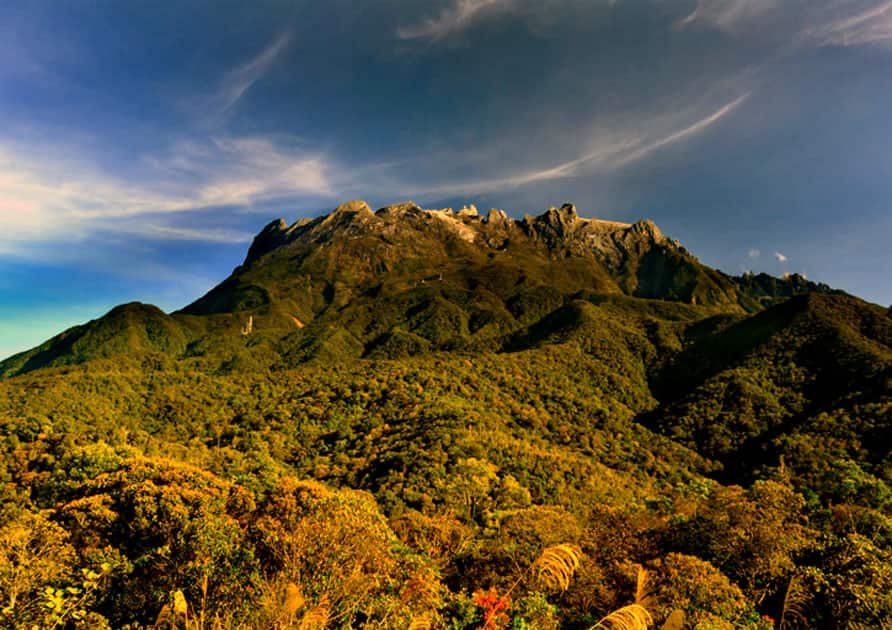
[2,0,892,358]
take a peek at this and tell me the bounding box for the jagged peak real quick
[486,208,509,225]
[333,199,374,215]
[554,203,577,221]
[242,200,680,267]
[264,218,289,232]
[630,219,664,241]
[525,203,577,224]
[286,217,313,235]
[375,201,423,217]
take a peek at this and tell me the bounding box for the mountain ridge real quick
[0,200,847,377]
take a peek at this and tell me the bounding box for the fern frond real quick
[634,566,654,608]
[154,604,174,629]
[780,573,811,630]
[590,603,653,630]
[408,616,432,630]
[531,543,582,592]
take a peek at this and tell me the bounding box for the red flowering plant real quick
[471,544,581,629]
[472,587,511,629]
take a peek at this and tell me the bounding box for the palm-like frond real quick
[407,616,432,630]
[634,567,655,608]
[590,603,653,630]
[531,543,582,592]
[283,582,305,616]
[780,573,811,630]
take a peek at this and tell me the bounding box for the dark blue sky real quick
[2,0,892,357]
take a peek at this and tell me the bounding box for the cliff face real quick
[244,200,669,270]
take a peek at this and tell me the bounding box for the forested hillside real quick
[1,202,889,629]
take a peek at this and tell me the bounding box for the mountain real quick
[1,201,889,629]
[184,199,743,315]
[1,200,831,378]
[730,270,843,307]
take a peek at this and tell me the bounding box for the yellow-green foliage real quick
[56,456,257,619]
[667,481,808,605]
[643,553,749,628]
[0,289,889,627]
[250,478,444,628]
[0,511,77,625]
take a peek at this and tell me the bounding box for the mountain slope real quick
[647,293,892,497]
[1,200,890,628]
[4,200,838,378]
[1,200,744,377]
[0,303,194,377]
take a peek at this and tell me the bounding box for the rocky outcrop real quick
[244,200,676,271]
[170,199,754,318]
[245,218,290,265]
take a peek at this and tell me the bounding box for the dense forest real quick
[1,202,889,629]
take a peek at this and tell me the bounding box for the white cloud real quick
[396,0,619,42]
[153,136,332,209]
[673,0,892,53]
[804,0,892,48]
[208,29,293,114]
[748,248,761,259]
[677,0,777,30]
[122,224,254,244]
[775,251,788,263]
[609,93,750,167]
[397,0,517,40]
[409,93,749,195]
[0,134,333,255]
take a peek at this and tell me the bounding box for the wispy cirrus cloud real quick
[607,93,750,167]
[677,0,892,50]
[407,93,749,196]
[397,0,518,40]
[676,0,778,30]
[0,134,332,255]
[202,29,293,116]
[119,224,254,244]
[148,136,332,209]
[804,0,892,47]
